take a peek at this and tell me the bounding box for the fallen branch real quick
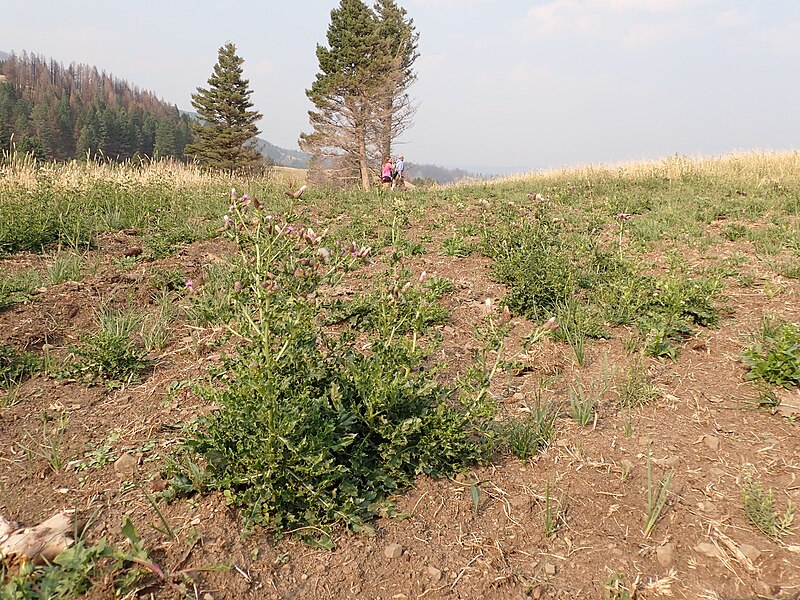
[0,511,75,571]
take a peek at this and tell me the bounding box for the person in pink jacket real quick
[381,157,394,188]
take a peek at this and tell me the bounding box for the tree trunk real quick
[0,511,76,571]
[356,112,371,191]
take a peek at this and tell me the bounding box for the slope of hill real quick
[251,137,310,169]
[0,51,191,161]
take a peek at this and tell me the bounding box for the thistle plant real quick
[170,191,489,544]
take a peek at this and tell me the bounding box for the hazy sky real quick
[2,1,799,172]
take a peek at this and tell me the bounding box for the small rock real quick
[150,477,168,493]
[695,542,719,558]
[384,543,403,559]
[531,586,543,600]
[709,467,725,478]
[391,595,408,600]
[427,566,443,581]
[656,543,675,567]
[664,456,680,468]
[544,563,556,576]
[739,544,761,562]
[703,435,720,451]
[123,246,143,257]
[638,436,652,447]
[512,392,525,401]
[203,594,214,600]
[114,452,138,473]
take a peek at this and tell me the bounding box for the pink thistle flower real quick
[223,215,232,228]
[234,281,243,293]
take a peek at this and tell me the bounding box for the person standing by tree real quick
[392,154,405,188]
[301,0,418,190]
[185,42,262,171]
[382,156,394,188]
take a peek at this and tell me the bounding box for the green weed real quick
[168,202,490,542]
[742,316,800,388]
[741,464,795,538]
[65,307,149,385]
[618,358,660,408]
[499,398,558,460]
[441,234,475,257]
[0,343,40,389]
[644,454,674,537]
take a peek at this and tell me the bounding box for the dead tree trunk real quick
[0,511,75,571]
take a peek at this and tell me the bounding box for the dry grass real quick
[485,150,800,186]
[0,151,308,191]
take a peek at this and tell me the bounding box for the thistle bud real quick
[234,281,243,293]
[316,247,331,264]
[231,188,238,202]
[501,305,511,323]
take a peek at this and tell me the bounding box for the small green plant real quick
[644,454,674,537]
[604,572,636,600]
[542,481,565,539]
[568,368,614,427]
[742,316,800,389]
[0,269,42,310]
[721,222,749,241]
[618,357,660,408]
[741,464,794,538]
[424,275,454,297]
[568,384,595,427]
[46,252,84,285]
[149,267,186,291]
[141,292,175,352]
[441,234,475,257]
[499,398,558,460]
[19,411,69,472]
[65,307,149,385]
[0,343,40,389]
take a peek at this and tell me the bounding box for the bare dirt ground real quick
[2,203,800,600]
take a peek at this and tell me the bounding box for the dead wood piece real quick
[0,511,75,569]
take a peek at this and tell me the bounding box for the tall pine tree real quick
[373,0,418,164]
[301,0,418,190]
[185,43,262,171]
[301,0,385,190]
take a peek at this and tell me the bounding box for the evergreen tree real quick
[373,0,418,162]
[300,0,417,190]
[184,43,262,171]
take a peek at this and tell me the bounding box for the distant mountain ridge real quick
[252,137,481,184]
[0,50,9,61]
